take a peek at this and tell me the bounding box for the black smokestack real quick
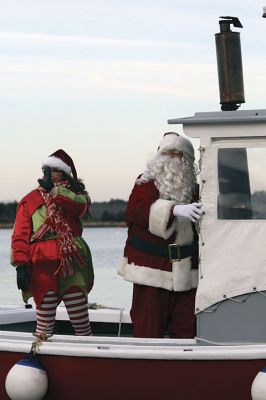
[215,16,245,111]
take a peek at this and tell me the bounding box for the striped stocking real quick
[35,290,58,336]
[62,288,92,336]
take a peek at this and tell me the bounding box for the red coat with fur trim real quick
[118,179,198,291]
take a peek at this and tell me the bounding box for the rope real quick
[197,179,206,279]
[256,289,266,297]
[199,290,265,313]
[197,146,206,280]
[117,308,124,337]
[200,302,223,313]
[224,293,251,303]
[31,333,52,355]
[198,146,205,173]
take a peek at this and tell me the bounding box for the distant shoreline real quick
[0,199,127,229]
[0,222,127,229]
[83,222,126,228]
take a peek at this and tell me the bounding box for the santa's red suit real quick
[11,187,94,308]
[118,179,198,338]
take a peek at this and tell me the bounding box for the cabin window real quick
[217,148,266,219]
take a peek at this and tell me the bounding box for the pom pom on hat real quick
[41,149,77,180]
[158,132,195,161]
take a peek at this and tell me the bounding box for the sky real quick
[1,0,266,202]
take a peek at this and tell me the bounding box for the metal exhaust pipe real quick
[215,16,245,111]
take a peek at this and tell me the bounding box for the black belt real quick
[129,234,198,262]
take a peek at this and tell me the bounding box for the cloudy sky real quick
[1,0,265,202]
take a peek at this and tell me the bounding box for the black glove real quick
[16,265,30,291]
[38,166,54,192]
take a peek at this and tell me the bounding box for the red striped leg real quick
[35,290,58,336]
[62,290,92,336]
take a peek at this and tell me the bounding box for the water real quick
[0,227,132,309]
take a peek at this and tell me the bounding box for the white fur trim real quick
[118,257,198,291]
[158,133,194,161]
[149,199,176,239]
[118,214,197,292]
[171,217,195,290]
[42,156,72,175]
[172,258,192,291]
[118,257,173,290]
[117,257,127,276]
[175,216,194,245]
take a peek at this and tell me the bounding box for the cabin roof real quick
[168,109,266,126]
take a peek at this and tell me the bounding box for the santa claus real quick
[118,132,202,338]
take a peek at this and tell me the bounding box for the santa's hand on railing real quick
[173,202,202,222]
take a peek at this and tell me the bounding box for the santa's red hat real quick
[158,132,195,161]
[41,149,77,180]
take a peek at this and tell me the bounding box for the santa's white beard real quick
[137,154,197,203]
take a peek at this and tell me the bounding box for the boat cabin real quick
[169,109,266,343]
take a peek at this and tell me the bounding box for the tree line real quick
[0,199,127,227]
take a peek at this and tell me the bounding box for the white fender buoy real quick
[5,352,48,400]
[251,367,266,400]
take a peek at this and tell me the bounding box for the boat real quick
[2,16,266,400]
[1,305,266,400]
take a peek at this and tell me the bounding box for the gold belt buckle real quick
[168,244,181,262]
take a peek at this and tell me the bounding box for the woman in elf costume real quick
[11,149,94,337]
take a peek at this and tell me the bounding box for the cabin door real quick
[196,137,266,313]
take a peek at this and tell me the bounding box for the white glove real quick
[173,202,202,222]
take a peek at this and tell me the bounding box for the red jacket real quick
[118,180,198,292]
[11,187,94,306]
